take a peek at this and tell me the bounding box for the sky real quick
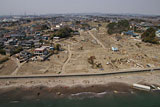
[0,0,160,15]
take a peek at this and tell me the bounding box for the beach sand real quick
[0,71,160,88]
[0,71,160,101]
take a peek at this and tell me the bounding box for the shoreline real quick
[0,82,139,101]
[0,71,160,101]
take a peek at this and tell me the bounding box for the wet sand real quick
[0,71,160,101]
[0,82,136,101]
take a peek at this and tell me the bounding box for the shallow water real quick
[1,91,160,107]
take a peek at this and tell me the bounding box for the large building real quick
[34,46,48,56]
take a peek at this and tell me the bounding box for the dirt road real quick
[88,31,106,49]
[11,57,25,75]
[61,45,72,73]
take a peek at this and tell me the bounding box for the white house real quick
[34,46,48,56]
[156,30,160,38]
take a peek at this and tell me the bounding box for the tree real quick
[0,49,6,55]
[41,25,49,30]
[141,27,158,44]
[107,20,130,35]
[55,44,61,51]
[11,46,23,55]
[54,26,73,38]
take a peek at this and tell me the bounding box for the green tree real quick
[11,46,23,55]
[0,49,6,55]
[141,27,158,44]
[55,26,73,38]
[41,24,49,30]
[107,20,130,35]
[55,44,61,51]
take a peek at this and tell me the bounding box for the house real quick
[56,25,61,29]
[123,30,134,35]
[0,40,4,48]
[33,40,41,48]
[10,34,26,38]
[5,39,17,46]
[140,22,154,27]
[123,30,139,37]
[35,32,41,36]
[73,31,80,35]
[53,37,60,39]
[18,51,32,63]
[42,34,50,40]
[34,46,48,56]
[21,41,34,49]
[4,34,11,39]
[4,46,16,55]
[156,30,160,38]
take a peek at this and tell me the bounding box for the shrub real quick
[0,49,6,55]
[141,27,159,44]
[54,26,73,38]
[107,20,130,35]
[11,46,23,55]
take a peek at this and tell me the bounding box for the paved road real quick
[61,45,72,73]
[88,31,106,49]
[0,68,159,79]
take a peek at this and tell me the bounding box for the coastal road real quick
[61,45,72,73]
[0,68,160,79]
[88,31,106,49]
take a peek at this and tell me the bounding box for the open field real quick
[0,56,17,75]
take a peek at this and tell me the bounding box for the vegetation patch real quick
[51,26,74,38]
[107,20,130,35]
[141,27,159,44]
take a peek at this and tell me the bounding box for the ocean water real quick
[0,92,160,107]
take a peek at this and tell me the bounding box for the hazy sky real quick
[0,0,160,15]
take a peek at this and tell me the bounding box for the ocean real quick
[0,91,160,107]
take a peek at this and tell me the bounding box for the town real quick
[0,14,160,76]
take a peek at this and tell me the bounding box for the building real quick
[156,30,160,38]
[122,30,139,37]
[0,40,4,48]
[34,46,48,56]
[42,34,50,40]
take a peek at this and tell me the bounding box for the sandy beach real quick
[0,70,160,106]
[0,71,160,88]
[0,71,160,97]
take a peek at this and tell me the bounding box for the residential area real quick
[0,14,160,76]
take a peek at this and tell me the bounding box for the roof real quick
[35,46,49,51]
[35,47,46,51]
[43,34,50,37]
[112,47,118,51]
[156,30,160,33]
[54,37,60,39]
